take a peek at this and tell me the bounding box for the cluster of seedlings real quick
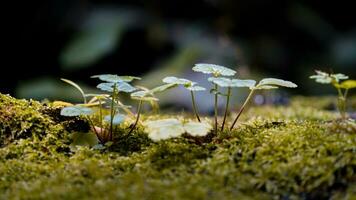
[60,64,354,147]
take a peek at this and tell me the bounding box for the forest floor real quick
[0,94,355,200]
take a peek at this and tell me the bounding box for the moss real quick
[0,94,356,199]
[0,94,67,146]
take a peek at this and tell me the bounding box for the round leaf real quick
[144,119,185,141]
[92,74,141,83]
[150,83,178,93]
[257,78,297,88]
[183,121,212,137]
[162,76,192,85]
[104,114,126,125]
[193,63,236,76]
[186,85,206,91]
[97,82,136,93]
[60,106,93,116]
[337,80,356,89]
[208,77,256,88]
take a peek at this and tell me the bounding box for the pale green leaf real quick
[186,85,206,91]
[144,119,185,141]
[193,63,236,76]
[60,78,86,103]
[150,83,178,93]
[254,85,279,90]
[331,73,349,82]
[92,74,141,83]
[183,121,212,137]
[163,76,192,85]
[97,82,136,93]
[104,114,126,125]
[337,80,356,89]
[258,78,297,88]
[208,77,256,88]
[60,106,93,116]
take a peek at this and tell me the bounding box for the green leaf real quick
[192,63,236,76]
[104,114,126,125]
[150,83,178,93]
[131,91,159,101]
[60,106,93,116]
[70,132,99,150]
[163,76,192,85]
[257,78,297,88]
[208,77,256,88]
[92,74,141,83]
[183,121,212,137]
[310,70,348,84]
[144,119,185,141]
[186,85,206,91]
[60,78,86,103]
[254,85,279,90]
[331,73,349,82]
[337,80,356,89]
[97,82,136,93]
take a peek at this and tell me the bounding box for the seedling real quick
[310,70,356,119]
[208,77,256,130]
[91,74,138,141]
[162,76,206,122]
[192,63,236,134]
[144,118,212,141]
[229,78,297,130]
[61,75,139,144]
[128,83,178,133]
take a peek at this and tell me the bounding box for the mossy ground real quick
[0,94,355,200]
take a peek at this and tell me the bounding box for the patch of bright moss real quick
[1,94,356,199]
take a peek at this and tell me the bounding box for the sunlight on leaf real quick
[163,76,192,85]
[144,119,185,141]
[310,70,348,84]
[183,121,212,137]
[150,83,178,93]
[97,82,136,93]
[208,77,256,88]
[193,63,236,76]
[186,85,206,91]
[257,78,297,88]
[92,74,141,83]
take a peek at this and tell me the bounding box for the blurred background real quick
[3,0,356,112]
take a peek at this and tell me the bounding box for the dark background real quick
[3,0,356,101]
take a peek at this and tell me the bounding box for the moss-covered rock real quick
[0,94,355,200]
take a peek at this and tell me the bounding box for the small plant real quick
[128,83,176,133]
[60,75,139,144]
[162,76,206,122]
[229,78,297,130]
[207,77,256,130]
[192,63,237,134]
[310,70,356,119]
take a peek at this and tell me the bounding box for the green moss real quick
[0,94,355,199]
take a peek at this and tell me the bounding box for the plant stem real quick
[109,84,117,141]
[128,100,143,134]
[98,98,104,139]
[214,83,218,135]
[336,88,346,119]
[221,87,231,131]
[230,89,255,131]
[86,116,101,143]
[190,91,201,122]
